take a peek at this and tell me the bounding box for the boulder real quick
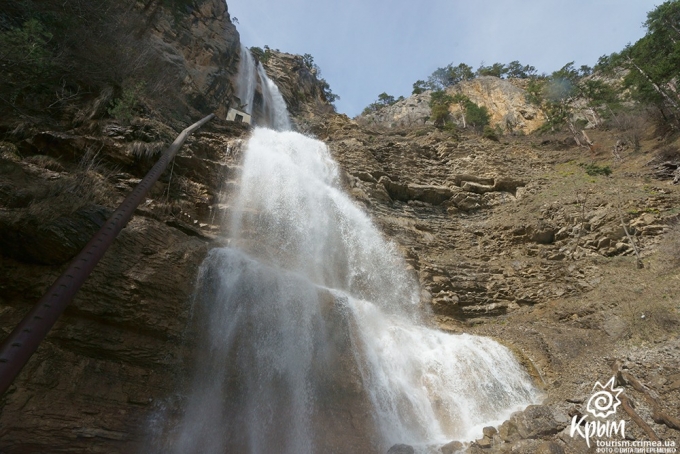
[440,440,464,454]
[508,405,569,439]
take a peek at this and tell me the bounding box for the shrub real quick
[0,18,54,104]
[429,90,454,127]
[482,126,497,141]
[465,102,490,131]
[580,163,612,176]
[108,83,143,123]
[362,92,399,115]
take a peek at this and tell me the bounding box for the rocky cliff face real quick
[0,0,251,451]
[0,118,250,453]
[145,0,241,119]
[359,91,433,128]
[260,50,337,128]
[450,76,545,134]
[360,76,545,135]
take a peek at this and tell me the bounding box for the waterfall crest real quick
[235,44,257,115]
[235,45,291,130]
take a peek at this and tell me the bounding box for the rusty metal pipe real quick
[0,113,215,395]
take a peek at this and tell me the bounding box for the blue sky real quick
[227,0,660,117]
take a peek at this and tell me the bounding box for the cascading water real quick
[256,63,292,131]
[235,44,257,114]
[163,69,538,453]
[165,127,539,452]
[234,45,291,130]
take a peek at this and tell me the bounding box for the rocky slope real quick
[145,0,241,120]
[313,114,680,453]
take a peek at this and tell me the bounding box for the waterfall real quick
[163,72,538,453]
[256,62,292,131]
[234,45,291,130]
[235,44,257,114]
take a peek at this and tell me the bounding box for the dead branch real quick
[613,361,680,432]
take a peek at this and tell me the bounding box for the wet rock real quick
[503,439,545,452]
[387,443,415,454]
[482,426,498,438]
[499,419,521,443]
[475,436,492,448]
[441,440,464,454]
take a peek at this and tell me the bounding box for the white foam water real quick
[165,128,538,453]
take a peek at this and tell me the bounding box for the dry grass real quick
[13,147,118,225]
[652,144,680,164]
[0,141,21,161]
[127,141,166,160]
[24,154,65,172]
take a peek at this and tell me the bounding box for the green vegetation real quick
[522,0,680,133]
[0,0,193,123]
[0,19,54,104]
[411,63,475,93]
[429,90,454,127]
[482,125,503,141]
[362,92,403,115]
[476,62,508,78]
[596,0,680,125]
[580,163,613,176]
[428,91,489,132]
[449,93,490,131]
[299,52,340,106]
[108,83,143,124]
[250,46,272,64]
[411,60,538,95]
[461,97,490,131]
[525,61,619,133]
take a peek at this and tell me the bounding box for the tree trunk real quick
[628,58,680,111]
[458,103,467,128]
